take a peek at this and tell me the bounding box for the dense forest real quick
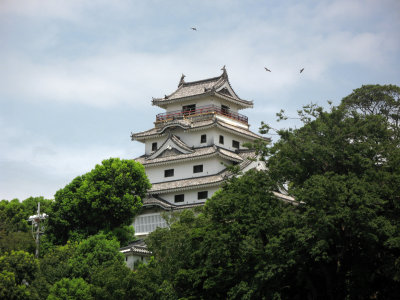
[1,85,399,299]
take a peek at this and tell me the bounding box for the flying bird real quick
[264,67,271,72]
[300,68,304,73]
[191,27,197,31]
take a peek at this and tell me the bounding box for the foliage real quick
[0,197,52,254]
[47,277,93,300]
[68,233,124,282]
[90,260,133,300]
[143,171,300,299]
[47,158,151,244]
[340,84,400,135]
[0,270,29,300]
[0,250,38,285]
[137,85,400,299]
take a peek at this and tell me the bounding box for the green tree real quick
[0,250,38,285]
[144,171,300,299]
[0,270,29,300]
[0,197,52,254]
[47,277,93,300]
[68,233,125,282]
[262,101,400,298]
[47,158,151,244]
[340,84,400,134]
[139,86,400,299]
[29,241,78,299]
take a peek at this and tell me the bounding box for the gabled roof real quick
[131,118,269,142]
[152,68,253,109]
[148,134,193,160]
[136,145,243,167]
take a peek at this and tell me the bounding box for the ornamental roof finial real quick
[178,74,186,87]
[221,65,227,78]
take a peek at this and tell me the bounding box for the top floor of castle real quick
[151,67,253,130]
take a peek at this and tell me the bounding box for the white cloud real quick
[0,122,144,199]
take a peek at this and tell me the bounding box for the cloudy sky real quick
[1,0,399,200]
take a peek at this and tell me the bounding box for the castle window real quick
[133,213,168,234]
[201,134,207,143]
[232,140,240,149]
[152,142,157,151]
[193,165,203,173]
[164,169,174,177]
[198,191,208,200]
[174,194,184,203]
[219,135,224,144]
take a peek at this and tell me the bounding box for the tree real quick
[0,197,52,254]
[47,158,151,244]
[0,250,38,285]
[47,278,93,300]
[144,171,301,299]
[262,102,400,298]
[139,86,400,299]
[0,270,29,300]
[68,233,125,282]
[340,84,400,135]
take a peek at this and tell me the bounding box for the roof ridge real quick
[181,74,223,86]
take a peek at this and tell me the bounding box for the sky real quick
[1,0,399,200]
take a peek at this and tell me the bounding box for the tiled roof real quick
[149,150,257,194]
[136,146,243,167]
[167,76,223,100]
[131,118,268,141]
[119,240,152,256]
[216,120,268,140]
[152,70,253,108]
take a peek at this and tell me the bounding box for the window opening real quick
[193,165,203,173]
[232,140,240,149]
[201,134,207,143]
[152,142,157,151]
[219,135,224,144]
[198,191,208,200]
[164,169,174,177]
[174,194,184,203]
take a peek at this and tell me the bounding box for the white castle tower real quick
[130,67,268,237]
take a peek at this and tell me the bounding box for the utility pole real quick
[28,202,48,259]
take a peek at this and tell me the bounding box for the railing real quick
[155,104,248,124]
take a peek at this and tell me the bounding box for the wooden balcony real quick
[155,104,248,124]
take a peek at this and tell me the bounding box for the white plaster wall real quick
[211,129,252,152]
[160,186,220,205]
[125,253,148,270]
[144,136,168,155]
[145,156,229,183]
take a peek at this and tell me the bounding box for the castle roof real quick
[131,118,269,142]
[119,239,152,256]
[148,150,257,194]
[136,145,243,167]
[152,68,253,109]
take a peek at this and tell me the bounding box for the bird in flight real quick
[300,68,304,73]
[264,67,271,72]
[191,27,197,31]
